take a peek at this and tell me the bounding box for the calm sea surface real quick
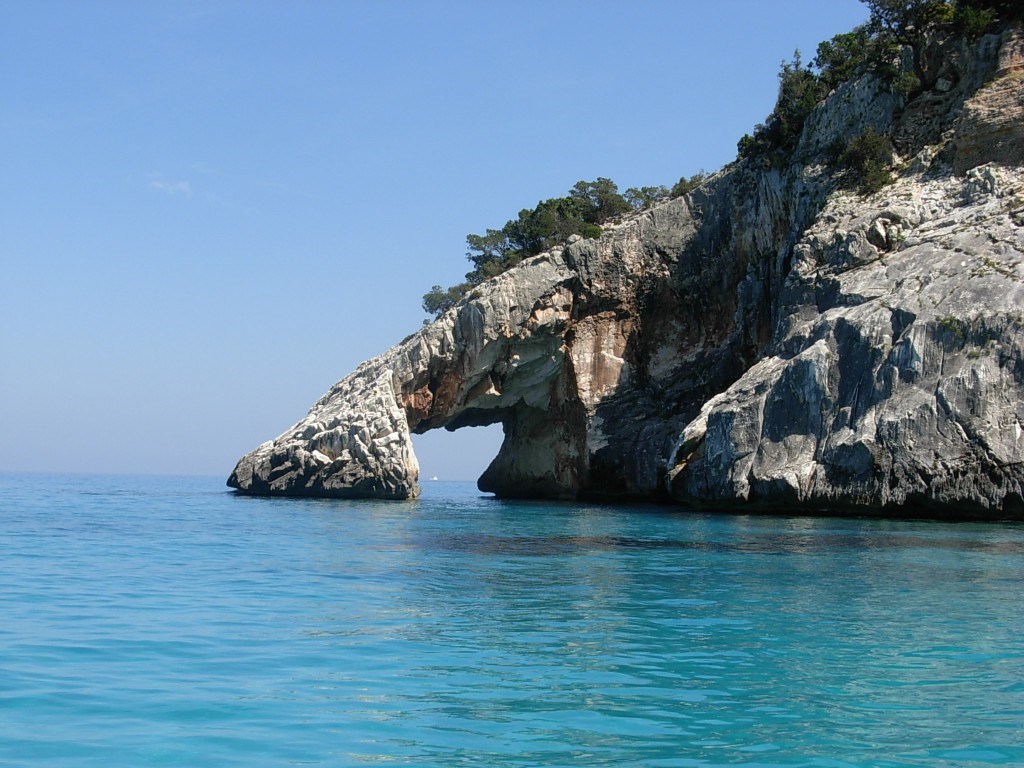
[1,473,1022,767]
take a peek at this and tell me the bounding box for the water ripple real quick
[1,475,1022,767]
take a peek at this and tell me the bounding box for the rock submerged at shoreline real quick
[230,25,1024,519]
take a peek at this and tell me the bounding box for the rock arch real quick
[229,27,1024,517]
[227,246,624,499]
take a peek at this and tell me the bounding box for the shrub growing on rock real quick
[422,178,634,318]
[836,127,895,195]
[625,185,670,210]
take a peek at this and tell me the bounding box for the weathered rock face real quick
[228,252,578,498]
[950,25,1024,173]
[666,164,1024,517]
[229,25,1024,518]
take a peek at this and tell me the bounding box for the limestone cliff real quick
[229,25,1024,518]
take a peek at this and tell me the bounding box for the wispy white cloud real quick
[149,174,192,197]
[143,169,250,213]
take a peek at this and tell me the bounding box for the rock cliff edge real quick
[230,26,1024,518]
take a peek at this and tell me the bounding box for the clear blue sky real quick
[1,0,868,481]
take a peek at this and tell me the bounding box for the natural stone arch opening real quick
[227,239,653,502]
[227,250,591,501]
[406,391,590,501]
[410,423,503,484]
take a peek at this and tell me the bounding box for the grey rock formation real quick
[230,25,1024,518]
[228,252,577,498]
[666,165,1024,517]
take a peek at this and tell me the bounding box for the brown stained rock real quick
[401,385,433,427]
[569,313,634,405]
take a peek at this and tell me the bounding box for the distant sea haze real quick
[2,473,1022,766]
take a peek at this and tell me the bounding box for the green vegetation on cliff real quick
[834,127,896,195]
[739,0,1021,167]
[423,175,705,318]
[423,178,625,318]
[424,0,1021,319]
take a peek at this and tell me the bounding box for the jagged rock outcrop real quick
[230,25,1024,518]
[228,253,578,498]
[666,164,1024,517]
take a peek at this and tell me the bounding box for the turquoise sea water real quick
[1,474,1022,767]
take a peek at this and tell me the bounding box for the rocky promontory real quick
[230,23,1024,519]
